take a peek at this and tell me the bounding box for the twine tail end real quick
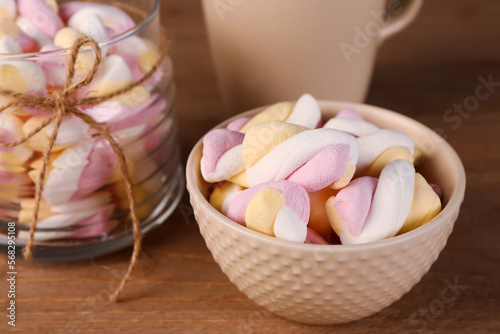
[109,240,142,303]
[109,264,134,303]
[22,246,34,260]
[109,292,119,303]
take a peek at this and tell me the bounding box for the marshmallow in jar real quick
[0,0,183,261]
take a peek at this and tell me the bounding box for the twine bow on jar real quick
[0,36,167,302]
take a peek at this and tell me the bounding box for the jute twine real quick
[0,35,168,302]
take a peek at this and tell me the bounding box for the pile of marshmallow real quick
[0,0,170,240]
[201,94,443,245]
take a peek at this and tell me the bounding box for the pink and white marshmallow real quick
[356,129,415,177]
[18,191,114,226]
[201,129,245,183]
[28,140,118,206]
[15,16,53,47]
[326,159,416,245]
[59,2,135,38]
[242,121,358,192]
[225,181,310,243]
[17,0,64,39]
[0,17,39,52]
[112,35,163,85]
[18,213,116,240]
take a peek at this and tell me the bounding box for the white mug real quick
[202,0,424,113]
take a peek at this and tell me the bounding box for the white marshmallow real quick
[0,0,16,19]
[357,129,415,172]
[113,124,147,143]
[286,93,321,129]
[324,118,380,137]
[274,206,308,243]
[343,159,415,244]
[0,36,21,53]
[16,16,53,47]
[35,205,113,229]
[42,141,94,206]
[45,117,91,147]
[91,54,133,89]
[221,190,242,215]
[115,35,150,55]
[68,11,108,42]
[65,6,135,37]
[201,145,245,183]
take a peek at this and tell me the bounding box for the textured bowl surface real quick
[186,101,466,325]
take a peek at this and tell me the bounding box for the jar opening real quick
[0,0,160,60]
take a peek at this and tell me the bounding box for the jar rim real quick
[0,0,160,60]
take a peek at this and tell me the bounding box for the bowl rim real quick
[186,100,466,251]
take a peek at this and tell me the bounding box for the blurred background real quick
[161,0,500,154]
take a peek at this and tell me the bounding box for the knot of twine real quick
[0,36,167,302]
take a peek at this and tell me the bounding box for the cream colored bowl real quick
[186,102,466,325]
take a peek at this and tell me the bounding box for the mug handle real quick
[379,0,424,42]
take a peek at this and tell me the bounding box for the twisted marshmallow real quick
[27,140,118,206]
[18,0,64,39]
[398,173,442,234]
[356,129,415,177]
[326,159,440,245]
[18,191,115,240]
[59,1,136,37]
[242,121,358,192]
[209,181,245,214]
[225,181,310,243]
[0,17,38,52]
[16,16,53,47]
[201,129,246,184]
[233,94,322,133]
[324,109,415,177]
[0,57,47,108]
[323,108,379,137]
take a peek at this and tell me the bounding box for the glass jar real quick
[0,0,183,261]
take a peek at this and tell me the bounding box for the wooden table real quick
[2,0,500,333]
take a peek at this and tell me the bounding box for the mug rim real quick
[0,0,160,60]
[186,100,466,252]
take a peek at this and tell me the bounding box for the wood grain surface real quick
[1,0,500,333]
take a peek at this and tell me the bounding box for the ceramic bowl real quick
[186,101,466,325]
